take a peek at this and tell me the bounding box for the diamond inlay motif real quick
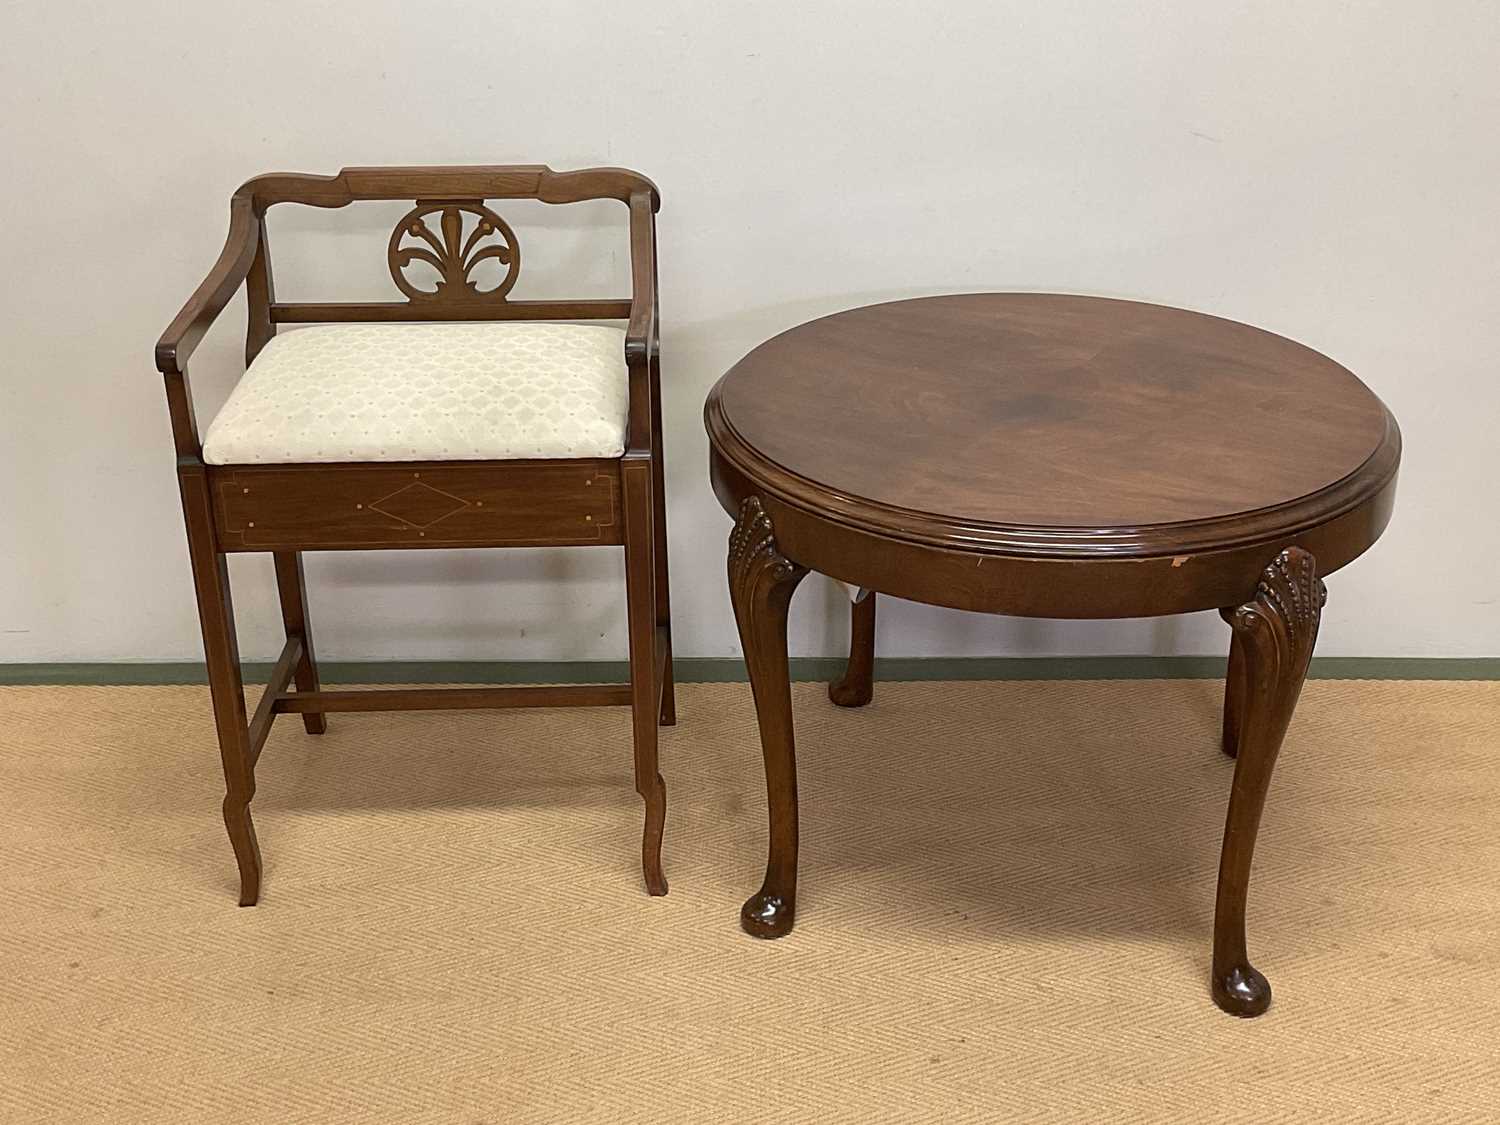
[367,482,470,528]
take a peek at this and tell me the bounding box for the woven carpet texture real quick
[2,680,1497,1122]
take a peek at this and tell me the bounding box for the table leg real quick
[1212,547,1325,1016]
[829,590,876,707]
[1219,607,1247,758]
[728,497,808,939]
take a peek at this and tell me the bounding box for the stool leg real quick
[829,590,876,707]
[1212,548,1324,1016]
[273,552,325,735]
[623,457,667,896]
[179,465,261,906]
[649,356,676,728]
[651,466,676,728]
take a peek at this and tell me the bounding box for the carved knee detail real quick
[1228,548,1326,682]
[728,497,806,617]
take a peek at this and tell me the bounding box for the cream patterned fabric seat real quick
[201,322,629,465]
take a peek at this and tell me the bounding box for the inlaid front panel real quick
[209,461,620,551]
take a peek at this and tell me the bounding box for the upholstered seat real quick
[202,321,629,465]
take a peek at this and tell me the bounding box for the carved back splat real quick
[387,201,520,303]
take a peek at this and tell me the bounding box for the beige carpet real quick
[2,679,1498,1123]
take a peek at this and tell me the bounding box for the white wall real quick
[2,1,1497,663]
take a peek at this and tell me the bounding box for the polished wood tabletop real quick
[717,293,1390,528]
[708,294,1399,617]
[705,293,1401,1018]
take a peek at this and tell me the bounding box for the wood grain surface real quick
[717,293,1391,528]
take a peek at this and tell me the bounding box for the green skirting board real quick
[2,657,1497,686]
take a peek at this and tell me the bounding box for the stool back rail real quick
[156,165,673,905]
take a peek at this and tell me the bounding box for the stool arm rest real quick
[624,190,658,367]
[624,190,660,452]
[155,191,259,376]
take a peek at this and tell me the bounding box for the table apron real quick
[710,453,1396,619]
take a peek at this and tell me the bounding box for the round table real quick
[704,293,1400,1017]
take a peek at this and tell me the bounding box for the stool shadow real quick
[249,687,641,816]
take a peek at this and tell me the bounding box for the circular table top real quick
[711,294,1395,538]
[706,293,1399,616]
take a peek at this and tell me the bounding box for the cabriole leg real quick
[728,497,808,938]
[829,590,875,707]
[1220,606,1247,758]
[1212,547,1324,1016]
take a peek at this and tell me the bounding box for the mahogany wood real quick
[828,590,876,707]
[177,461,260,906]
[272,553,324,735]
[386,201,521,303]
[1220,606,1246,759]
[1213,548,1325,1016]
[623,193,658,453]
[156,193,259,378]
[271,299,633,324]
[210,462,620,552]
[246,214,275,364]
[727,497,808,938]
[248,636,302,765]
[707,293,1400,1016]
[716,294,1390,531]
[156,165,672,904]
[623,454,668,895]
[242,165,659,209]
[648,357,675,725]
[273,685,631,713]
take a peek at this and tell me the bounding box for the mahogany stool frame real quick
[155,165,673,904]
